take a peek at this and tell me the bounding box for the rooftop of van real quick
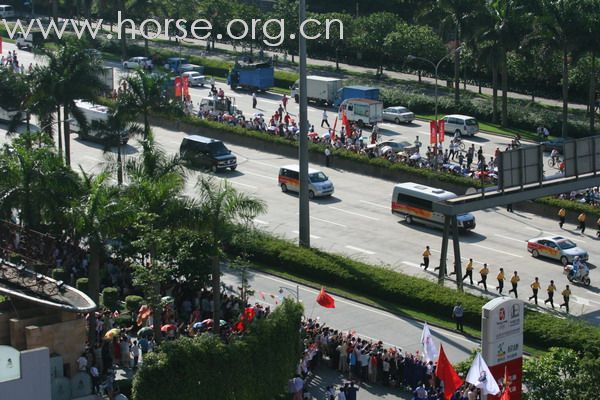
[307,76,341,81]
[185,135,220,144]
[281,165,323,175]
[394,182,457,200]
[344,86,377,91]
[74,100,109,113]
[445,114,476,120]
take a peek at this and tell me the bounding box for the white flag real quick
[420,322,438,362]
[466,353,500,395]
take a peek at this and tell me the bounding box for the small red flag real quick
[500,366,511,400]
[316,288,335,308]
[174,76,182,97]
[435,344,463,400]
[342,111,352,136]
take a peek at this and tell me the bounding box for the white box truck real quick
[338,98,383,128]
[70,100,129,145]
[290,76,343,105]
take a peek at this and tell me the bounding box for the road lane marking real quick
[572,296,590,306]
[328,206,380,221]
[467,243,523,258]
[402,261,422,269]
[243,171,275,180]
[291,230,321,239]
[254,219,269,225]
[309,216,347,228]
[494,234,527,243]
[525,227,543,233]
[228,181,257,189]
[359,200,389,210]
[345,245,376,255]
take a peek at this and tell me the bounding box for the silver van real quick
[443,114,479,137]
[0,5,14,18]
[278,165,334,199]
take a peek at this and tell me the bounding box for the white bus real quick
[391,182,476,231]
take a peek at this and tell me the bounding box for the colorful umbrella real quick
[104,328,120,340]
[160,324,177,332]
[192,321,204,329]
[201,319,214,326]
[137,327,153,337]
[219,320,227,327]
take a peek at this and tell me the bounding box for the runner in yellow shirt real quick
[477,263,489,291]
[508,271,520,298]
[544,280,557,309]
[529,277,541,305]
[496,268,505,295]
[578,212,587,234]
[558,208,566,228]
[420,246,431,270]
[560,285,572,313]
[462,258,474,285]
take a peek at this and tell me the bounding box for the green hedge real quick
[536,196,600,220]
[132,300,303,400]
[125,295,144,314]
[76,278,89,295]
[101,287,119,311]
[229,232,600,355]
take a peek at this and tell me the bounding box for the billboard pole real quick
[298,0,310,248]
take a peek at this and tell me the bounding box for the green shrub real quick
[132,300,303,400]
[118,378,133,397]
[114,312,133,328]
[229,232,600,355]
[125,295,144,314]
[535,196,600,220]
[76,278,89,294]
[102,287,119,311]
[51,268,68,282]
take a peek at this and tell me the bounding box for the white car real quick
[182,71,206,87]
[383,106,415,124]
[123,57,152,69]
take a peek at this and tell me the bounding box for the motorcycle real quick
[564,264,591,286]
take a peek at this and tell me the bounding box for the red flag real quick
[435,344,463,400]
[430,120,438,145]
[342,111,352,136]
[244,307,256,322]
[437,119,445,143]
[0,37,3,54]
[182,76,189,97]
[316,288,335,308]
[500,366,511,400]
[174,76,182,97]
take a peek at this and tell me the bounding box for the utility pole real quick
[298,0,310,248]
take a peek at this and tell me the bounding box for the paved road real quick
[221,267,477,399]
[4,42,599,322]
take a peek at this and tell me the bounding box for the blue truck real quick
[335,86,380,106]
[227,59,274,91]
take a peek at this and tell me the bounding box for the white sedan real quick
[182,71,206,87]
[123,57,153,69]
[383,106,415,124]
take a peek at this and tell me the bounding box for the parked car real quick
[443,114,479,137]
[123,57,152,69]
[182,71,207,87]
[383,106,415,124]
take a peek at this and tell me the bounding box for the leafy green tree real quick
[349,12,397,77]
[269,0,299,62]
[384,22,446,72]
[194,177,266,335]
[305,12,354,71]
[200,0,233,51]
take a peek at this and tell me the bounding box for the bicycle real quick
[547,157,560,168]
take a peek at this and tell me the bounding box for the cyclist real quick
[550,148,560,166]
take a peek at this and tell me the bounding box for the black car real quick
[179,135,237,172]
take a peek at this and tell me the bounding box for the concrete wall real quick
[0,347,51,400]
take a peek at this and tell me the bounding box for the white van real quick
[70,100,129,145]
[443,114,479,137]
[0,5,15,19]
[391,182,476,231]
[278,165,334,199]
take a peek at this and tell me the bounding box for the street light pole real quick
[279,285,300,302]
[298,0,310,248]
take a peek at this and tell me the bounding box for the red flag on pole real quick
[174,76,182,97]
[437,119,445,143]
[435,344,463,400]
[316,288,336,308]
[0,37,3,54]
[342,111,352,137]
[182,76,189,97]
[430,120,438,145]
[500,366,511,400]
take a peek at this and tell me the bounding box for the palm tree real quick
[0,132,81,231]
[39,41,105,166]
[68,171,131,345]
[119,69,169,140]
[533,0,586,138]
[195,177,266,335]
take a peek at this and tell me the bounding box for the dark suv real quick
[179,135,237,172]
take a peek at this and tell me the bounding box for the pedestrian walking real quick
[560,285,571,313]
[508,271,520,298]
[506,203,513,212]
[452,301,465,332]
[420,246,431,270]
[578,212,587,234]
[252,92,257,108]
[462,258,474,284]
[324,146,332,167]
[477,263,489,291]
[321,110,330,128]
[558,208,566,228]
[529,277,540,305]
[452,302,464,332]
[282,94,288,110]
[544,280,556,309]
[496,267,505,295]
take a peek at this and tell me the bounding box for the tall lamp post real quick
[407,47,462,124]
[298,0,310,248]
[278,285,300,303]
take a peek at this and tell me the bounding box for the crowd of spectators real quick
[294,319,486,400]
